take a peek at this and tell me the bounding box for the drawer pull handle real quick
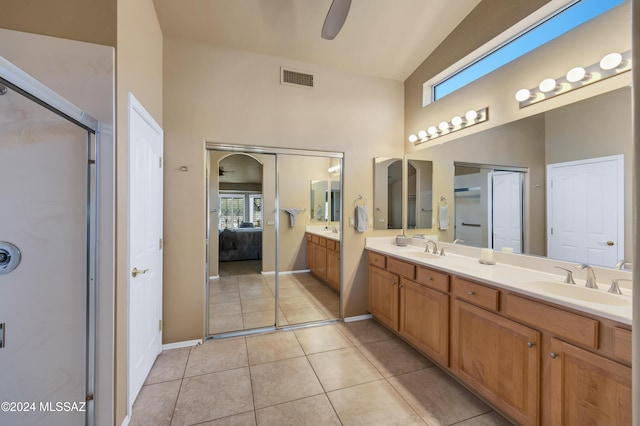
[467,291,475,295]
[527,342,535,348]
[550,352,558,359]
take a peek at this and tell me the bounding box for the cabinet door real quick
[398,278,449,366]
[314,244,327,280]
[549,338,631,425]
[306,240,315,270]
[451,299,540,425]
[367,265,399,331]
[326,249,340,292]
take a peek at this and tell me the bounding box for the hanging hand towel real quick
[355,206,368,232]
[284,208,304,227]
[438,203,449,230]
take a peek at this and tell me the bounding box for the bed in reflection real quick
[218,226,262,261]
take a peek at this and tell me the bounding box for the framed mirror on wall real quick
[373,157,402,230]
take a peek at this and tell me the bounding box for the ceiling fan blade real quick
[321,0,352,40]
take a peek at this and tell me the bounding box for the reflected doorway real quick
[207,146,343,337]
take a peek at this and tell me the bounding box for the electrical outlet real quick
[349,217,354,227]
[267,220,275,226]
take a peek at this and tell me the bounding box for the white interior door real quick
[0,85,88,426]
[547,155,623,267]
[492,171,523,253]
[128,94,163,409]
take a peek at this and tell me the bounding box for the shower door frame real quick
[0,58,100,426]
[205,143,344,337]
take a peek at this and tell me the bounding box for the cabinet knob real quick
[467,291,475,295]
[428,277,433,281]
[399,284,404,288]
[527,342,535,348]
[392,281,396,286]
[550,352,558,359]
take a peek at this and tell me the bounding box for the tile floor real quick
[210,260,340,334]
[130,319,514,425]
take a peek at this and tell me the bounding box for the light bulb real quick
[438,121,450,131]
[566,67,587,83]
[417,130,427,139]
[451,116,463,126]
[515,88,531,102]
[539,78,557,93]
[600,52,622,70]
[427,126,438,135]
[465,110,478,121]
[408,134,418,143]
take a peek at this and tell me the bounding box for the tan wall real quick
[0,0,116,47]
[163,36,404,343]
[115,0,163,423]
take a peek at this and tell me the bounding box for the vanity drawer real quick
[307,233,312,242]
[451,277,499,311]
[386,257,416,279]
[504,293,599,349]
[311,235,320,244]
[318,237,327,247]
[368,251,386,269]
[327,240,336,251]
[613,327,632,364]
[415,266,449,293]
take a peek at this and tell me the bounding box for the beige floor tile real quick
[277,287,306,299]
[130,379,181,426]
[246,330,304,365]
[277,295,314,310]
[171,367,254,426]
[241,296,276,313]
[336,319,395,345]
[209,314,244,334]
[255,394,341,426]
[387,368,491,425]
[308,347,382,392]
[210,278,239,294]
[294,324,353,354]
[328,380,426,425]
[249,356,324,409]
[281,306,328,324]
[210,291,240,304]
[197,411,256,425]
[358,337,433,377]
[144,347,190,385]
[242,309,278,329]
[239,286,274,301]
[210,301,242,317]
[185,338,248,377]
[455,411,514,426]
[319,302,340,318]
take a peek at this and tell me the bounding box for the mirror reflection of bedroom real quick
[207,149,342,336]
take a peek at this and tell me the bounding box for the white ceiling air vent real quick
[281,67,314,89]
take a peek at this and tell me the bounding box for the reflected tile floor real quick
[130,320,514,426]
[210,260,340,334]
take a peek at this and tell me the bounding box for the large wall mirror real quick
[373,157,403,230]
[407,86,631,269]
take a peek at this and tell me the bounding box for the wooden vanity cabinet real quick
[367,263,399,330]
[451,298,540,425]
[548,338,632,425]
[306,233,339,292]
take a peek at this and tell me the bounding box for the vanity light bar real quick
[408,107,489,145]
[515,50,631,108]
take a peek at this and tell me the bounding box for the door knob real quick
[132,267,149,278]
[606,241,615,246]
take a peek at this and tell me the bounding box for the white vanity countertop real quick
[305,226,340,241]
[365,237,632,325]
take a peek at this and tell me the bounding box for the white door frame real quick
[127,93,163,413]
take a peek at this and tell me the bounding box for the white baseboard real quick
[121,414,130,426]
[343,314,373,323]
[261,269,311,276]
[209,275,219,280]
[162,339,202,351]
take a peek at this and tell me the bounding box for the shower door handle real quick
[131,267,149,278]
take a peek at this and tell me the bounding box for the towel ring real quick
[354,194,367,206]
[439,196,448,206]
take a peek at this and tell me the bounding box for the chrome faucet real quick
[608,278,631,295]
[554,266,576,284]
[576,264,598,289]
[615,260,632,270]
[425,240,438,254]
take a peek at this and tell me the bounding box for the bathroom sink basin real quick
[525,281,629,306]
[391,247,441,260]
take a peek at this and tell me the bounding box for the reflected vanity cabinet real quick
[366,250,632,425]
[306,233,339,292]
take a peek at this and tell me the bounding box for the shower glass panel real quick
[0,83,95,426]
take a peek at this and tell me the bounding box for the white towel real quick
[284,208,304,227]
[355,206,368,232]
[438,204,449,230]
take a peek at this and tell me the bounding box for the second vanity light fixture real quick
[515,50,631,108]
[408,107,489,145]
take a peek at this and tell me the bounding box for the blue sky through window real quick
[432,0,625,101]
